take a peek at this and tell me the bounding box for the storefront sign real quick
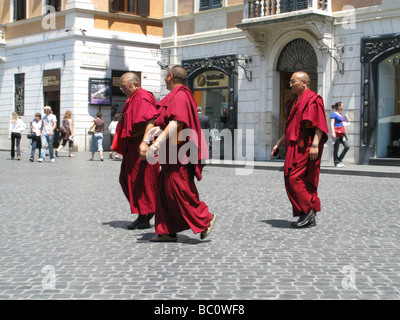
[194,71,228,89]
[43,69,61,92]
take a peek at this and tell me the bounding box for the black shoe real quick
[127,214,153,230]
[306,215,316,227]
[136,220,151,229]
[291,210,316,228]
[291,214,306,227]
[126,218,141,230]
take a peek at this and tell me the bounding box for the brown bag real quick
[88,123,96,135]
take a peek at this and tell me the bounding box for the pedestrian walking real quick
[108,114,120,159]
[147,65,216,242]
[197,106,210,130]
[113,72,160,230]
[90,112,105,161]
[271,71,328,228]
[56,110,75,157]
[330,102,350,167]
[8,112,26,160]
[39,106,57,163]
[29,113,42,162]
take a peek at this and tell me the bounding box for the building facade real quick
[0,0,163,151]
[160,0,400,165]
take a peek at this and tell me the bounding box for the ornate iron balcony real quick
[243,0,330,19]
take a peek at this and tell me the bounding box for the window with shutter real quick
[109,0,138,14]
[137,0,150,16]
[200,0,222,11]
[46,0,61,12]
[14,0,26,21]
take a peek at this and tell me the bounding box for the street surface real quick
[0,150,399,300]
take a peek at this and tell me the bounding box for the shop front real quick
[361,33,400,165]
[183,55,237,160]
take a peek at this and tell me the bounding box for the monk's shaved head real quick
[167,65,187,84]
[121,72,141,86]
[290,71,311,97]
[292,71,310,87]
[120,72,141,97]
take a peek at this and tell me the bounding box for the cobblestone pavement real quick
[0,150,399,300]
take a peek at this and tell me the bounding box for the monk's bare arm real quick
[309,128,323,161]
[271,135,285,157]
[139,120,156,159]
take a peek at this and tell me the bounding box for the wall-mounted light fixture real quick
[235,55,252,82]
[157,61,169,70]
[318,45,345,74]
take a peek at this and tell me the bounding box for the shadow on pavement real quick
[262,219,293,229]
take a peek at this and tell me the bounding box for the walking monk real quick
[113,72,160,229]
[147,65,216,242]
[271,71,328,228]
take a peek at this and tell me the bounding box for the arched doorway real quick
[276,38,318,158]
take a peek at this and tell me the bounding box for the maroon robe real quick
[154,85,212,235]
[117,88,160,217]
[284,88,328,217]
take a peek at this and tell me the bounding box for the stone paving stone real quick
[0,151,399,300]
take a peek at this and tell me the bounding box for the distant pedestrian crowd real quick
[7,108,121,163]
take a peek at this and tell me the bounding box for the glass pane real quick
[117,0,124,11]
[193,70,229,131]
[377,53,400,158]
[127,0,136,12]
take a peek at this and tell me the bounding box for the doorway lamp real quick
[318,45,345,75]
[234,55,253,82]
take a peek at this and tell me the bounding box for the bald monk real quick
[146,65,216,242]
[271,71,328,228]
[113,72,160,230]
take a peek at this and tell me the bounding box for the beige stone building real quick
[0,0,163,151]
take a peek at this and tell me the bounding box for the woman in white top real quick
[30,113,42,162]
[108,114,120,159]
[8,112,26,160]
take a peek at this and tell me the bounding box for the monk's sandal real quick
[200,214,216,240]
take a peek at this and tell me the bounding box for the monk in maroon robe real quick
[272,71,328,228]
[146,66,216,242]
[113,72,160,229]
